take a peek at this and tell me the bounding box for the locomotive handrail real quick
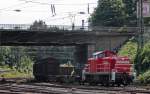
[84,64,90,72]
[115,64,133,69]
[115,63,133,65]
[115,67,130,69]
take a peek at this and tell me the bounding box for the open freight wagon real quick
[33,57,76,82]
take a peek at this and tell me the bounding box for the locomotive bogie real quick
[83,73,132,86]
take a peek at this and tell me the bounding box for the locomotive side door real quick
[89,60,96,73]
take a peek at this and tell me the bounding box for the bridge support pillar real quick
[87,45,96,57]
[74,44,88,69]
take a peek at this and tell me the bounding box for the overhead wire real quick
[42,10,89,21]
[0,0,96,25]
[0,0,97,13]
[42,16,71,22]
[0,0,97,14]
[0,2,29,11]
[19,0,97,6]
[18,0,97,16]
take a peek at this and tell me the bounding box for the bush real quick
[118,40,137,63]
[138,69,150,84]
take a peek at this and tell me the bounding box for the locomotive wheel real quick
[101,83,104,86]
[122,73,128,86]
[111,83,115,87]
[104,82,110,87]
[122,79,128,86]
[89,82,94,86]
[35,76,42,81]
[35,76,48,81]
[89,82,97,86]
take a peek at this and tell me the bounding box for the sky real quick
[0,0,98,26]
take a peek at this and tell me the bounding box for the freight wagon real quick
[33,57,75,82]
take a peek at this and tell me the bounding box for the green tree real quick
[0,47,11,65]
[89,0,137,27]
[89,0,125,27]
[122,0,137,26]
[30,20,60,31]
[30,20,47,30]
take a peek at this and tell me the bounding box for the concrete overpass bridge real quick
[0,24,139,65]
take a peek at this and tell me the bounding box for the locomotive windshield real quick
[92,51,105,59]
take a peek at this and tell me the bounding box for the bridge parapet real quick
[0,24,138,32]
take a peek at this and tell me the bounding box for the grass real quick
[0,66,33,78]
[0,71,33,78]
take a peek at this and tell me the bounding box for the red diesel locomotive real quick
[82,50,134,86]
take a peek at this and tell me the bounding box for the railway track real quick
[0,78,149,94]
[31,83,150,94]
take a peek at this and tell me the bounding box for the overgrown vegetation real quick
[138,70,150,84]
[118,39,137,63]
[135,41,150,72]
[119,40,150,70]
[118,39,150,84]
[0,46,34,78]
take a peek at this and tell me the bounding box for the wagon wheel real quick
[101,81,110,87]
[111,82,115,87]
[101,83,104,86]
[117,83,121,87]
[105,83,110,87]
[89,81,98,86]
[122,73,128,86]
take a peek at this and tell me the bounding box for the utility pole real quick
[137,0,144,74]
[68,13,76,30]
[0,30,1,46]
[139,0,144,48]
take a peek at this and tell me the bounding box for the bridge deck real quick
[0,30,137,46]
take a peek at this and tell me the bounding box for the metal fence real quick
[0,24,139,32]
[0,24,88,31]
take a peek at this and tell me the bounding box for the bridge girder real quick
[0,31,137,46]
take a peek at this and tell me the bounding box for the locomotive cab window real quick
[93,51,105,59]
